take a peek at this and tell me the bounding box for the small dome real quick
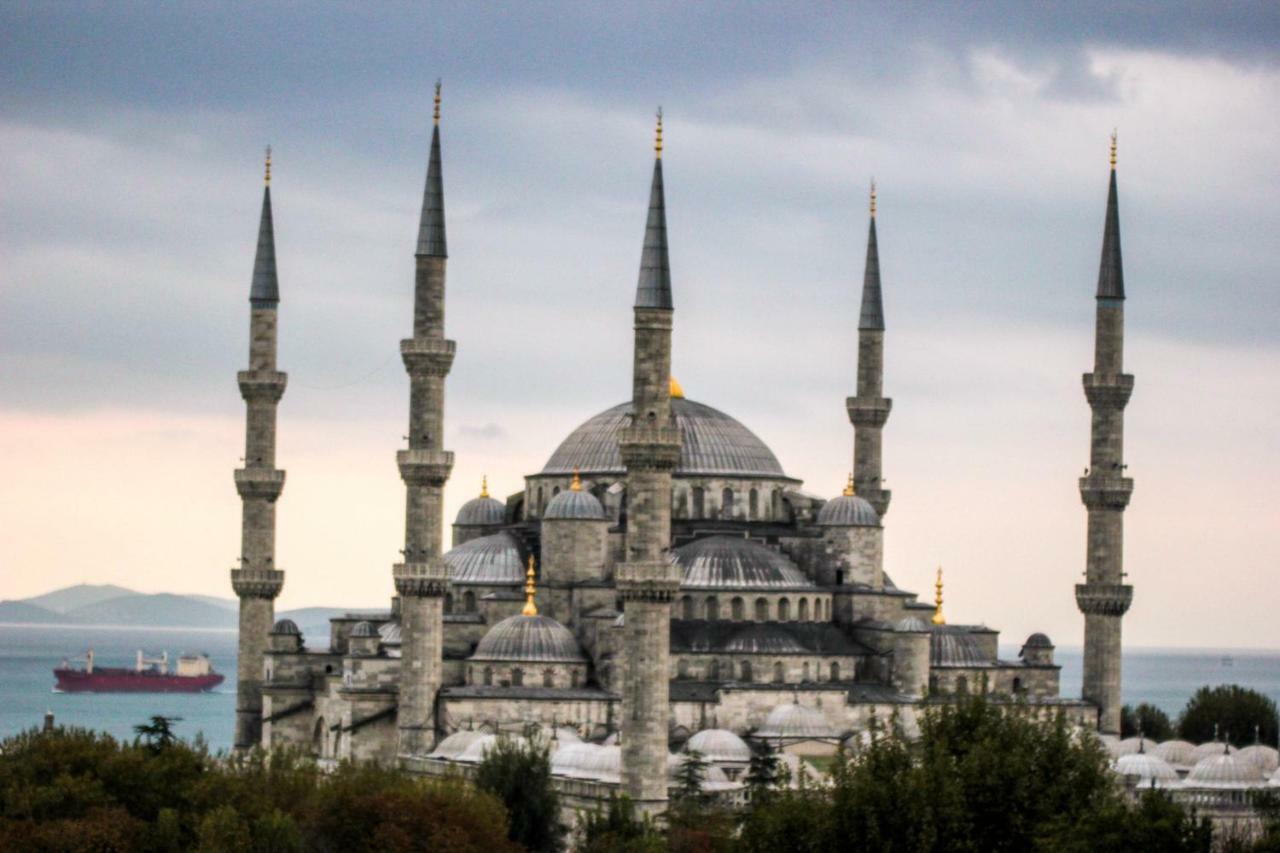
[560,744,621,782]
[544,488,606,521]
[687,729,752,764]
[472,613,586,663]
[1191,741,1238,763]
[755,704,837,740]
[816,494,879,527]
[1023,632,1053,648]
[675,536,816,590]
[1187,752,1267,787]
[930,627,990,667]
[429,730,486,759]
[457,734,518,764]
[895,617,930,633]
[1238,744,1280,774]
[1113,737,1150,757]
[271,618,301,635]
[456,495,506,527]
[1115,752,1179,785]
[350,621,377,638]
[1152,740,1198,767]
[445,531,525,586]
[550,742,594,776]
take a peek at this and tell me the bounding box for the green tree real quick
[133,715,181,754]
[474,735,563,852]
[743,744,781,799]
[1121,702,1174,741]
[1178,685,1279,748]
[574,795,665,853]
[672,749,709,802]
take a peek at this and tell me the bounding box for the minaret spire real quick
[231,149,288,749]
[846,180,892,517]
[1075,134,1135,734]
[416,81,447,257]
[635,109,672,310]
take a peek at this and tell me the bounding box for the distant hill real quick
[278,607,350,639]
[24,583,136,614]
[187,594,239,612]
[64,593,237,629]
[0,600,65,624]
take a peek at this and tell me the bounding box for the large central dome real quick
[541,397,790,479]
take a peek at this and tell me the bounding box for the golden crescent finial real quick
[1110,129,1117,170]
[932,566,946,625]
[522,555,538,616]
[434,79,442,126]
[843,473,855,497]
[571,468,582,491]
[869,178,876,218]
[655,107,663,159]
[479,475,489,499]
[264,145,272,186]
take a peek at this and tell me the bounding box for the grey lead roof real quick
[250,186,279,305]
[455,495,506,527]
[929,626,995,667]
[1096,169,1124,299]
[634,157,672,309]
[858,217,883,330]
[540,397,789,478]
[416,125,447,257]
[444,531,525,586]
[674,535,816,591]
[471,613,586,662]
[670,620,869,656]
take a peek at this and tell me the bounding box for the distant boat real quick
[53,649,224,693]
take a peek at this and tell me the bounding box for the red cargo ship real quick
[53,650,225,693]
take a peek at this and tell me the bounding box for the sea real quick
[1,624,1277,752]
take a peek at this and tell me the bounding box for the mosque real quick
[229,86,1134,811]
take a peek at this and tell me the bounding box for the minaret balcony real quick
[846,396,892,428]
[616,560,683,602]
[618,423,682,471]
[237,370,287,402]
[393,559,450,598]
[397,449,454,486]
[1078,475,1134,510]
[1075,583,1133,616]
[231,568,284,599]
[400,338,456,376]
[235,468,286,501]
[1082,373,1134,409]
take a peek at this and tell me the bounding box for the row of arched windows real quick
[678,594,829,622]
[444,591,478,613]
[676,657,846,684]
[526,480,787,522]
[471,665,581,689]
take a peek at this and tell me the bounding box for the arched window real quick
[543,669,554,688]
[571,670,580,688]
[536,486,544,515]
[677,659,690,678]
[706,597,719,620]
[483,666,494,686]
[1012,677,1023,694]
[445,593,454,613]
[754,597,769,621]
[956,675,969,695]
[692,487,705,518]
[552,486,561,497]
[731,597,745,621]
[773,661,785,683]
[798,598,809,621]
[749,488,759,519]
[721,488,734,519]
[802,662,811,682]
[740,660,753,682]
[829,662,840,682]
[771,490,781,520]
[929,675,938,694]
[464,590,476,612]
[600,664,612,687]
[512,667,524,687]
[778,598,791,621]
[681,596,694,620]
[312,717,325,757]
[709,659,721,680]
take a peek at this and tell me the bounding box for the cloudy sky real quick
[2,3,1277,650]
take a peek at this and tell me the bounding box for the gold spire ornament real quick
[669,376,684,399]
[1110,129,1117,170]
[522,556,538,616]
[434,80,442,125]
[479,475,489,499]
[264,146,272,186]
[655,107,663,159]
[843,473,856,497]
[570,468,582,491]
[869,179,876,218]
[932,566,946,625]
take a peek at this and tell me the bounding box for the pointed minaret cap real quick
[1096,131,1124,300]
[250,146,279,306]
[635,108,673,310]
[416,80,448,257]
[931,566,946,625]
[859,180,884,331]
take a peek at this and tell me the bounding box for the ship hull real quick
[53,667,225,693]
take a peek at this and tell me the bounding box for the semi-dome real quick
[1153,740,1198,767]
[429,730,486,760]
[1186,752,1267,788]
[686,728,752,764]
[378,621,402,646]
[816,493,879,527]
[541,397,790,479]
[1238,744,1280,774]
[755,703,838,740]
[1114,752,1179,786]
[444,531,525,586]
[896,617,930,633]
[271,618,301,635]
[930,627,990,667]
[675,536,816,590]
[723,624,808,654]
[472,613,586,663]
[544,487,606,521]
[456,495,506,527]
[350,621,377,638]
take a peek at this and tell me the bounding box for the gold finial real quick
[434,79,442,125]
[1110,129,1117,170]
[479,475,489,499]
[522,555,538,616]
[570,468,582,491]
[869,179,876,218]
[932,566,946,625]
[843,473,856,497]
[669,376,684,399]
[655,107,663,159]
[264,145,272,186]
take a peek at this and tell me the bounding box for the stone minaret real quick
[617,112,682,811]
[846,183,892,518]
[231,149,287,750]
[394,83,455,756]
[1075,134,1134,734]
